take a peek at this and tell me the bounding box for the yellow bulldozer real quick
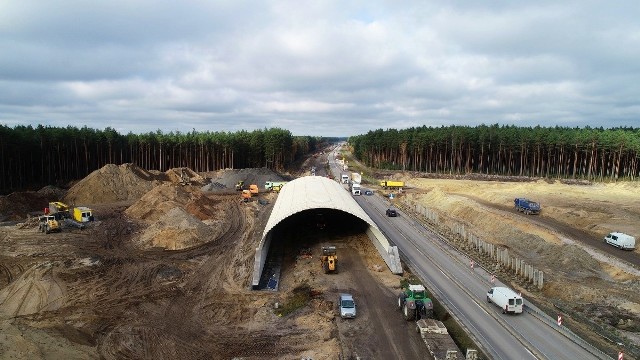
[321,246,338,274]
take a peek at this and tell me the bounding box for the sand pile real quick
[136,207,216,250]
[63,163,168,205]
[125,184,193,222]
[165,167,205,185]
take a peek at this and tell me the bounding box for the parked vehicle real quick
[604,232,636,250]
[264,181,287,192]
[514,198,541,215]
[386,208,398,217]
[339,293,356,319]
[487,287,523,314]
[398,283,433,320]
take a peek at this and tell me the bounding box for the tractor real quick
[321,245,338,274]
[397,283,433,321]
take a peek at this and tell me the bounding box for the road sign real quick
[470,260,474,269]
[491,274,495,283]
[557,314,562,326]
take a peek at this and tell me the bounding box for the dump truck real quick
[265,181,287,192]
[514,198,541,215]
[321,245,338,274]
[398,283,433,320]
[380,180,404,189]
[38,215,61,234]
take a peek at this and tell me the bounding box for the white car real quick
[339,293,356,319]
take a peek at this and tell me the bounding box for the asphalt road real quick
[328,144,610,360]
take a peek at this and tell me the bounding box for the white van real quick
[487,287,523,314]
[604,232,636,250]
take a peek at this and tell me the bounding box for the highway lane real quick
[327,146,608,359]
[356,192,607,360]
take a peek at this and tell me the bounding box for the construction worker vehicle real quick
[321,245,338,274]
[241,190,252,202]
[397,282,433,321]
[380,180,404,189]
[235,181,245,191]
[264,181,287,192]
[179,168,191,185]
[38,215,60,234]
[249,184,259,195]
[48,201,94,223]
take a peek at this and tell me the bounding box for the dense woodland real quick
[0,125,324,194]
[350,125,640,181]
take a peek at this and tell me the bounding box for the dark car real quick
[386,208,397,217]
[364,190,373,195]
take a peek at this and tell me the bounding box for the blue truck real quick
[514,198,541,215]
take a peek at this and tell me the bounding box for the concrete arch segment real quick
[252,176,402,289]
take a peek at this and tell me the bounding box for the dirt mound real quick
[137,207,217,250]
[165,167,205,185]
[63,163,168,205]
[37,185,66,200]
[0,191,52,220]
[201,168,285,192]
[125,184,193,222]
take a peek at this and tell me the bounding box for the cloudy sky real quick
[1,1,639,137]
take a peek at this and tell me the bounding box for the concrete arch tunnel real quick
[251,176,403,289]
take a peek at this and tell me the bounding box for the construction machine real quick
[321,246,338,274]
[241,190,252,202]
[38,215,60,234]
[179,168,191,185]
[249,184,259,195]
[235,181,245,191]
[397,281,434,321]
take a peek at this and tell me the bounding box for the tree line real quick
[349,125,640,181]
[0,125,324,194]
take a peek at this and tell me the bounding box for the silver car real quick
[339,293,356,319]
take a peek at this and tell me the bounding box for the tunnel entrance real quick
[255,208,368,290]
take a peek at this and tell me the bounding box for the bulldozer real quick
[397,281,433,321]
[321,245,338,274]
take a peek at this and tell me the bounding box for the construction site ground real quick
[0,156,639,359]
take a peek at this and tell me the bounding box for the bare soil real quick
[1,159,639,359]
